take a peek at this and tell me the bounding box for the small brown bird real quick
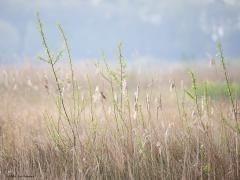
[100,91,106,100]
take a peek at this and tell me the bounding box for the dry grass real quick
[0,16,239,179]
[0,60,239,179]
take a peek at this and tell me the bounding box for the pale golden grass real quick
[0,61,239,179]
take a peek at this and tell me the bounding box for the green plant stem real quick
[37,13,76,147]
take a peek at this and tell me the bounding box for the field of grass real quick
[0,16,240,179]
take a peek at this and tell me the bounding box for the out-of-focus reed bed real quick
[0,58,239,179]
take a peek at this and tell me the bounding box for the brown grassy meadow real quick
[0,17,240,179]
[0,60,239,179]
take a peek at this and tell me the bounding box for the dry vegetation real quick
[0,15,240,179]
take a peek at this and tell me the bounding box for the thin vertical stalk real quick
[37,13,76,147]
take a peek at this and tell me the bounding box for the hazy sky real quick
[0,0,240,63]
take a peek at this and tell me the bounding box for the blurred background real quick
[0,0,240,64]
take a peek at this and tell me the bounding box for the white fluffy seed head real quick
[93,86,101,103]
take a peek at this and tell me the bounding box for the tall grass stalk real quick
[58,24,76,121]
[218,42,240,178]
[218,42,238,124]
